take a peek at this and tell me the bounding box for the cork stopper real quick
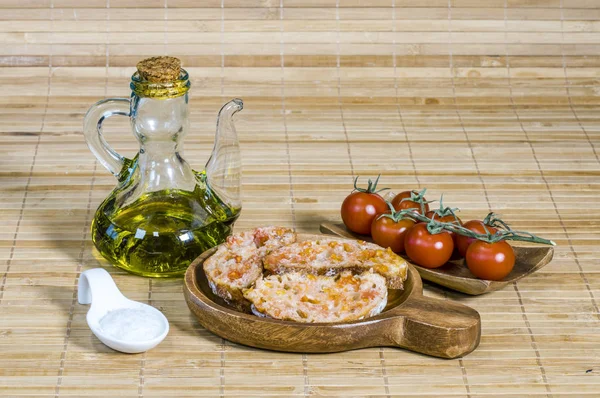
[136,56,181,83]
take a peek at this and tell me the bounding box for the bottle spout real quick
[205,99,243,210]
[224,98,243,114]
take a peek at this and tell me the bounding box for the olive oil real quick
[92,187,240,277]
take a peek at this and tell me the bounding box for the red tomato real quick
[404,223,454,268]
[466,240,515,281]
[341,191,387,235]
[371,215,415,254]
[425,210,462,246]
[456,220,498,257]
[391,190,429,215]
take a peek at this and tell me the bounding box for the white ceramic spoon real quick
[78,268,169,354]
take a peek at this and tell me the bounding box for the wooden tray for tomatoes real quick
[184,233,481,359]
[320,223,554,296]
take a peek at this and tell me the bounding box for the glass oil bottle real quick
[83,56,243,277]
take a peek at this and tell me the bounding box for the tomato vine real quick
[395,208,555,246]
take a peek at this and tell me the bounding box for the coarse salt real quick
[99,307,164,342]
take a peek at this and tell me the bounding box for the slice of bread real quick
[203,226,296,308]
[203,244,262,308]
[263,239,407,289]
[243,270,388,323]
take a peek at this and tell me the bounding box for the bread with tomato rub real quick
[263,238,407,289]
[243,270,388,323]
[203,226,296,309]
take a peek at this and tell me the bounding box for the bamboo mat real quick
[1,0,599,396]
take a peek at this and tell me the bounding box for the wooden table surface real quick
[1,1,599,397]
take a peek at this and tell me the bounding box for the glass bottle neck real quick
[129,93,195,193]
[131,94,189,146]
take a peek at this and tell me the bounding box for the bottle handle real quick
[83,98,131,176]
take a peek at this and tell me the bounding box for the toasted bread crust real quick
[384,275,404,290]
[207,279,251,311]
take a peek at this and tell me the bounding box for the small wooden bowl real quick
[184,233,481,359]
[320,223,555,295]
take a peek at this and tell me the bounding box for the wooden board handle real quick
[386,295,481,359]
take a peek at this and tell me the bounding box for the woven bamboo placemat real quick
[1,0,599,396]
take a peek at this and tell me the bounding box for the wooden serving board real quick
[184,233,481,359]
[320,223,555,296]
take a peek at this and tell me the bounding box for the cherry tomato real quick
[404,223,454,268]
[391,190,429,215]
[466,240,515,281]
[341,191,387,235]
[425,210,462,245]
[371,215,415,254]
[456,220,498,257]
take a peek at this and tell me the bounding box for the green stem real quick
[399,188,433,214]
[484,212,514,231]
[353,175,389,194]
[430,194,461,225]
[379,201,414,223]
[397,210,555,246]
